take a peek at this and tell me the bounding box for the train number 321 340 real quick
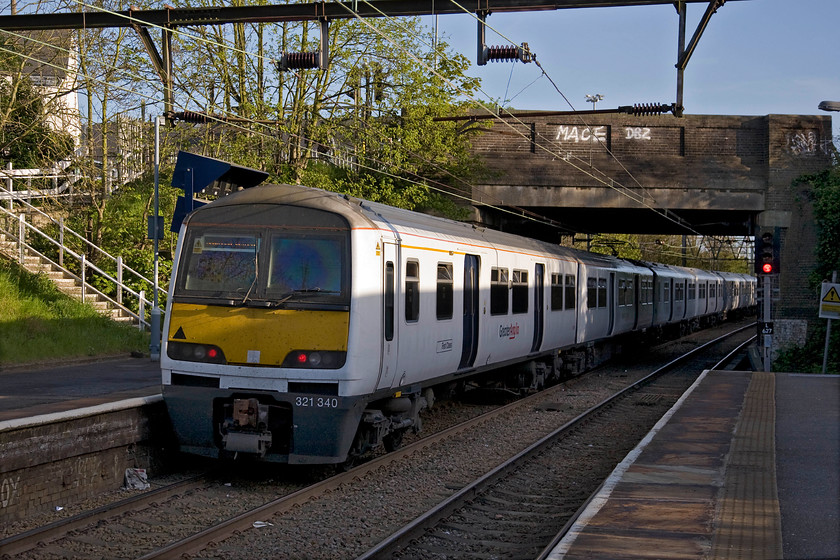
[295,396,340,408]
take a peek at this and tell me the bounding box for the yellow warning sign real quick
[822,286,840,303]
[819,283,840,320]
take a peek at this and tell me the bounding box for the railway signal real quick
[754,229,780,275]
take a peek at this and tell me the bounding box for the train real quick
[160,183,755,465]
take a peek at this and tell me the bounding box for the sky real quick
[422,0,840,140]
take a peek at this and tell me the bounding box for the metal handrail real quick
[5,226,149,327]
[0,182,166,300]
[0,207,164,329]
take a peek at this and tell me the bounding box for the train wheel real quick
[383,429,405,452]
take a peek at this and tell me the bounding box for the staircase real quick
[0,206,164,330]
[0,232,135,323]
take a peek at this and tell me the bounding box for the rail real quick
[0,191,166,329]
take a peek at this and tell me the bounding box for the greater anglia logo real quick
[499,323,520,340]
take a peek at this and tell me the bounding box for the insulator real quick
[486,45,519,62]
[631,103,670,116]
[174,111,211,124]
[278,51,320,71]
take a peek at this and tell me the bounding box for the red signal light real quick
[762,263,773,274]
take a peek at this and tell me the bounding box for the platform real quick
[0,355,160,422]
[547,370,840,560]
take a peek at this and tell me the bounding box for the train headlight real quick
[168,341,226,364]
[282,350,346,369]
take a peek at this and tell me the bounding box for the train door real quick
[378,241,399,390]
[633,274,640,330]
[531,263,544,353]
[608,272,616,335]
[459,254,480,370]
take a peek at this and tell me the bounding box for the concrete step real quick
[2,239,142,328]
[46,270,75,281]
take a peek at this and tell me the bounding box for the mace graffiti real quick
[555,125,607,143]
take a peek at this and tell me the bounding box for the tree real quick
[167,14,485,212]
[0,33,74,169]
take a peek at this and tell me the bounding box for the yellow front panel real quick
[168,303,350,365]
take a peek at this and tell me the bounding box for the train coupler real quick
[220,398,273,456]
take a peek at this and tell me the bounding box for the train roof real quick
[187,184,747,280]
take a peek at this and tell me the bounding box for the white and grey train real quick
[161,184,755,465]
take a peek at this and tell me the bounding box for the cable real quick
[2,32,573,233]
[12,2,709,240]
[348,0,680,221]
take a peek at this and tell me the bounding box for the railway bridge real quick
[467,112,834,357]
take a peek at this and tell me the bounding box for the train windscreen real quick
[174,204,350,307]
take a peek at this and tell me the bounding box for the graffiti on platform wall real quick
[1,475,20,508]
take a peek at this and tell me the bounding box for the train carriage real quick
[161,183,755,465]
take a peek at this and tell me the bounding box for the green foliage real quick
[161,15,485,212]
[803,165,840,286]
[774,323,839,374]
[0,257,149,364]
[574,234,750,272]
[28,172,179,314]
[587,234,643,260]
[775,158,840,373]
[70,173,179,299]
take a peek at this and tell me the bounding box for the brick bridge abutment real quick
[468,113,834,361]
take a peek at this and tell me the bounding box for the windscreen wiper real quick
[271,288,340,307]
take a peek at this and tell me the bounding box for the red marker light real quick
[297,352,307,364]
[207,347,218,359]
[762,263,773,274]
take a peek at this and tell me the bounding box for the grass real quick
[0,257,150,366]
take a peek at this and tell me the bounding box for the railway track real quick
[0,322,754,560]
[0,475,208,557]
[357,325,755,560]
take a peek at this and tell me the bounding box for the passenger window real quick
[491,267,509,315]
[663,283,670,304]
[564,275,576,310]
[587,277,597,309]
[512,270,528,314]
[436,263,453,320]
[597,278,607,308]
[405,260,419,322]
[551,273,563,311]
[385,262,394,341]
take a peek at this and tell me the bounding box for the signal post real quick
[755,227,781,371]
